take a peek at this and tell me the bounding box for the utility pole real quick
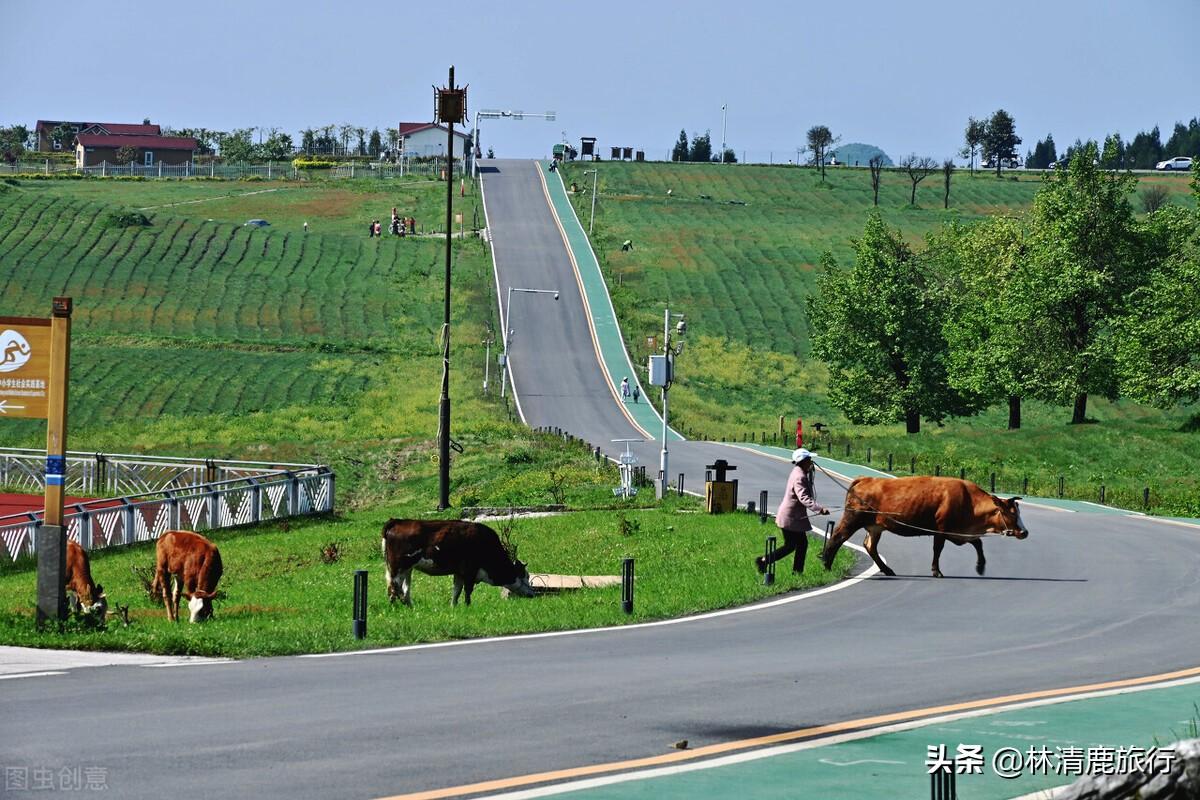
[435,67,466,510]
[721,104,727,163]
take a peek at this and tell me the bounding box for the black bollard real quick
[621,558,635,614]
[677,473,685,497]
[888,453,893,472]
[352,570,367,640]
[759,490,768,524]
[764,536,777,586]
[935,464,941,477]
[1099,484,1106,504]
[959,467,966,481]
[1023,475,1029,494]
[1143,487,1150,508]
[990,472,996,493]
[1058,476,1065,498]
[910,457,916,474]
[747,500,756,514]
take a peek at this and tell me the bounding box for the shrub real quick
[292,158,337,170]
[102,210,152,228]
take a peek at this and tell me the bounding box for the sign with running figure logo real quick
[0,317,52,418]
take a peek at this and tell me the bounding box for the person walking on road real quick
[620,377,631,402]
[632,384,640,403]
[756,448,829,575]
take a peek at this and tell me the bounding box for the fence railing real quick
[0,158,456,180]
[0,449,333,560]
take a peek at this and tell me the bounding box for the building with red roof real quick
[75,133,196,168]
[397,121,472,160]
[35,120,161,152]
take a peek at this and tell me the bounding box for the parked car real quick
[981,156,1021,169]
[1155,156,1194,171]
[243,219,270,227]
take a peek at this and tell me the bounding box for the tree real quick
[368,128,382,157]
[935,217,1042,429]
[961,117,986,174]
[386,127,399,156]
[338,124,354,156]
[355,127,367,156]
[942,159,955,209]
[1100,133,1126,170]
[805,125,838,182]
[113,146,138,165]
[1116,198,1200,408]
[1140,185,1171,214]
[689,130,712,162]
[218,128,256,163]
[1027,134,1057,170]
[671,129,689,162]
[301,128,316,155]
[807,211,979,434]
[1017,143,1141,423]
[720,148,737,164]
[257,129,293,161]
[50,123,76,151]
[901,154,937,206]
[0,125,30,163]
[1126,126,1163,170]
[982,109,1021,177]
[868,155,884,206]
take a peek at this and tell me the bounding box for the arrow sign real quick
[0,400,26,414]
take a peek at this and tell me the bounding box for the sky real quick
[3,0,1198,164]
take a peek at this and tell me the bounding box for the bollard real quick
[621,557,635,614]
[959,467,966,481]
[990,472,996,493]
[888,453,893,472]
[935,464,941,477]
[747,500,756,514]
[866,447,872,463]
[1143,487,1150,508]
[1023,476,1029,494]
[1058,476,1065,498]
[677,473,685,497]
[759,490,768,524]
[910,457,916,474]
[732,479,739,508]
[930,765,956,800]
[764,536,777,586]
[845,443,851,457]
[352,570,368,640]
[1099,484,1106,504]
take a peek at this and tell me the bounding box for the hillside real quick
[560,160,1200,515]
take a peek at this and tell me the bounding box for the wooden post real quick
[36,297,72,628]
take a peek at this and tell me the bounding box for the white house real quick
[397,122,472,160]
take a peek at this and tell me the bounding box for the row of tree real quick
[1025,118,1200,170]
[671,129,736,163]
[961,110,1022,175]
[809,144,1200,433]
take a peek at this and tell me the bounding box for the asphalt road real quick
[3,160,1199,800]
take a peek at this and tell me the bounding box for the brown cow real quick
[66,540,107,622]
[381,519,535,606]
[151,530,223,622]
[820,476,1029,578]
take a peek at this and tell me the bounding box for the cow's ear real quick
[1010,497,1022,503]
[96,584,104,595]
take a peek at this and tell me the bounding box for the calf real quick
[381,519,535,606]
[151,530,223,622]
[66,540,107,622]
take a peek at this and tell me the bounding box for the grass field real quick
[0,503,854,658]
[0,174,855,651]
[559,161,1200,516]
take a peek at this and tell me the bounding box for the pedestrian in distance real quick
[374,220,382,237]
[756,448,829,575]
[620,377,631,402]
[303,221,308,233]
[368,220,375,238]
[632,384,640,403]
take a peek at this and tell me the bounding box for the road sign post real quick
[2,299,73,628]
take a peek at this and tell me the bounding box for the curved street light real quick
[500,286,559,398]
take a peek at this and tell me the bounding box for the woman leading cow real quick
[756,448,829,575]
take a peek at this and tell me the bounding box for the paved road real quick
[3,160,1199,800]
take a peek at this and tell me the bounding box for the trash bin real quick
[704,459,738,514]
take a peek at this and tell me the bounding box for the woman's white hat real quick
[792,448,813,463]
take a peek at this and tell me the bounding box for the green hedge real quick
[292,158,337,170]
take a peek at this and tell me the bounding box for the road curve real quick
[3,161,1200,800]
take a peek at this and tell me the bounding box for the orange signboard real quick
[0,317,51,419]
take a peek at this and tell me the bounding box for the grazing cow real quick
[151,530,223,622]
[381,519,535,606]
[65,540,107,622]
[821,476,1029,578]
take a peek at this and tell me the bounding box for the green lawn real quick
[0,503,854,658]
[559,161,1199,516]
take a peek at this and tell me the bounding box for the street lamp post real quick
[583,169,598,235]
[500,286,559,398]
[721,104,728,164]
[651,307,686,498]
[482,327,495,394]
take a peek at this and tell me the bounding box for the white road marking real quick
[135,187,282,211]
[0,671,67,680]
[818,758,905,766]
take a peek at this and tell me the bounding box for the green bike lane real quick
[494,676,1200,800]
[538,161,682,442]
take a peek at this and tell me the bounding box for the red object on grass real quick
[796,418,803,448]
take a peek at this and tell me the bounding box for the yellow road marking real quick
[376,664,1200,800]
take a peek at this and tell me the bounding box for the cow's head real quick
[69,584,108,625]
[187,591,216,623]
[989,496,1029,539]
[503,559,536,598]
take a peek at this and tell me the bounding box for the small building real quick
[397,122,472,160]
[36,120,160,152]
[75,133,196,168]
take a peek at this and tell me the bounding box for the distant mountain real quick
[829,143,892,167]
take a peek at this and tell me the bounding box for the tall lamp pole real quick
[583,169,598,235]
[436,66,466,510]
[500,286,559,398]
[654,307,686,498]
[721,104,728,163]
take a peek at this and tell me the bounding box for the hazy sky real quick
[3,0,1197,163]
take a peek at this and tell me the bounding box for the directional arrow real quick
[0,400,26,414]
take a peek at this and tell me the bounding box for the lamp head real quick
[676,319,687,336]
[553,292,560,301]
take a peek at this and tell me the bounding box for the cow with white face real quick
[381,519,535,606]
[150,530,223,622]
[66,540,108,623]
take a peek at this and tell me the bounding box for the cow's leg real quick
[863,525,895,577]
[167,575,180,622]
[931,535,946,578]
[462,579,475,606]
[399,569,413,606]
[971,539,986,576]
[452,575,464,606]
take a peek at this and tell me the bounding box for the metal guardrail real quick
[0,449,334,560]
[0,159,456,180]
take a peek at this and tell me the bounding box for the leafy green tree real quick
[51,123,76,151]
[1126,126,1162,169]
[1100,133,1127,170]
[689,130,712,162]
[805,124,838,182]
[301,128,316,155]
[935,217,1042,429]
[368,128,382,157]
[942,159,954,209]
[982,109,1021,176]
[1017,143,1140,423]
[219,128,256,162]
[1164,118,1200,159]
[960,117,986,173]
[257,130,293,161]
[0,125,30,163]
[1027,134,1057,169]
[720,148,737,163]
[808,211,979,434]
[671,129,689,162]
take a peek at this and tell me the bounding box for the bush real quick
[102,210,152,228]
[291,158,337,170]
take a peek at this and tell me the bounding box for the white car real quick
[1155,156,1193,171]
